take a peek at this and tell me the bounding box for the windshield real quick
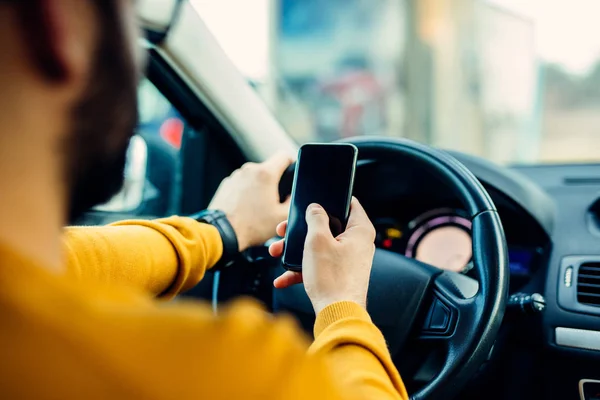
[192,0,600,165]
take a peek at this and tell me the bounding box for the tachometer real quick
[405,209,472,273]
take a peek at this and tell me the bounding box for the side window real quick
[93,79,185,218]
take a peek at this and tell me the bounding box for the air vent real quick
[577,263,600,307]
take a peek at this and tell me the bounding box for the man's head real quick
[0,0,142,222]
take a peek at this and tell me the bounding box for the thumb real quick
[339,197,374,240]
[345,197,370,229]
[305,203,334,242]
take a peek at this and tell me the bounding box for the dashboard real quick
[374,208,473,272]
[350,154,551,295]
[372,208,539,279]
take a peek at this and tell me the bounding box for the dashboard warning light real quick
[386,228,402,239]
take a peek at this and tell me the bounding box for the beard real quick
[65,1,139,223]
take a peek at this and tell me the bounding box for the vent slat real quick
[578,292,600,298]
[580,270,600,277]
[578,283,600,289]
[580,263,600,270]
[580,267,600,271]
[578,263,600,307]
[579,273,600,278]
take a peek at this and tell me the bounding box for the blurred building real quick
[407,0,538,163]
[274,0,406,142]
[274,0,540,164]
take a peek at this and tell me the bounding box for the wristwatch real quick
[191,209,239,269]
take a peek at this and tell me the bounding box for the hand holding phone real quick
[282,143,358,271]
[270,197,376,314]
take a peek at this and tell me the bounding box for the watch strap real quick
[191,210,239,269]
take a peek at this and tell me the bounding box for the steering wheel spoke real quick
[419,271,479,341]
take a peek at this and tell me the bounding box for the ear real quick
[16,0,95,83]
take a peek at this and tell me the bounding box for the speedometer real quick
[405,209,472,273]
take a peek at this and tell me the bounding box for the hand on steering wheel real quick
[209,152,293,251]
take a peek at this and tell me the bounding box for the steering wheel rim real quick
[274,137,509,400]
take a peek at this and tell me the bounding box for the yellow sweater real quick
[0,216,408,399]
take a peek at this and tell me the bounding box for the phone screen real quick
[282,143,358,270]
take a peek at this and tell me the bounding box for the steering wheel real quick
[274,137,509,400]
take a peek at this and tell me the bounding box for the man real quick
[0,1,408,399]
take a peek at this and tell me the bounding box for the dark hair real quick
[10,0,118,81]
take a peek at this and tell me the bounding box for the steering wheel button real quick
[429,299,451,332]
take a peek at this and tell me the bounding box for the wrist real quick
[222,213,249,252]
[192,209,240,268]
[312,297,367,315]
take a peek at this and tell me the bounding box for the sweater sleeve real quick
[309,301,409,399]
[39,295,409,400]
[62,216,223,298]
[2,239,409,399]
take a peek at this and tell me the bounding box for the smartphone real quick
[282,143,358,271]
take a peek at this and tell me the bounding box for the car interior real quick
[81,1,600,399]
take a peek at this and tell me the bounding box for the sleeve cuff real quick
[185,218,223,270]
[314,301,371,338]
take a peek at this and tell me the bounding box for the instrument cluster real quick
[374,208,538,277]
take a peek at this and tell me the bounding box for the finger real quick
[262,151,295,178]
[268,239,284,257]
[340,197,375,241]
[241,162,257,170]
[274,271,303,289]
[275,220,287,237]
[305,203,334,243]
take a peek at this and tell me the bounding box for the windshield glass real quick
[192,0,600,165]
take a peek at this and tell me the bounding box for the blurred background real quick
[182,0,600,165]
[97,0,600,217]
